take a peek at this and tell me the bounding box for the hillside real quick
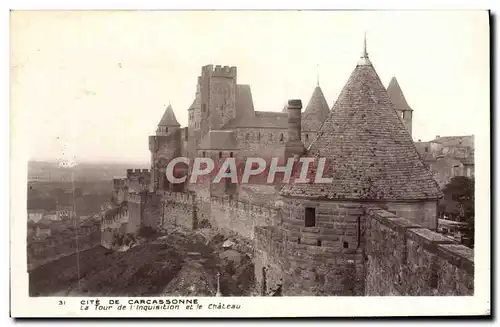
[29,228,255,297]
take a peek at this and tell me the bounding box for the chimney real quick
[284,99,305,160]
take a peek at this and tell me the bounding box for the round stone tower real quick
[149,104,185,193]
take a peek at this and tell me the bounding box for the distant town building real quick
[415,135,474,187]
[56,205,75,220]
[28,210,45,223]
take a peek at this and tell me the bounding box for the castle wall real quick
[365,207,474,295]
[209,197,280,239]
[254,198,442,296]
[142,193,162,229]
[159,190,281,239]
[254,226,284,295]
[160,191,198,230]
[258,198,367,296]
[235,127,287,158]
[101,205,129,248]
[127,193,144,234]
[27,228,102,270]
[385,200,438,230]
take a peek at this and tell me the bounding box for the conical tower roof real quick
[387,77,413,112]
[158,104,180,127]
[302,86,330,132]
[280,52,441,201]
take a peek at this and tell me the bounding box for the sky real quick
[10,10,489,164]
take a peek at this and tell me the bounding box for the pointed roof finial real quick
[357,31,372,66]
[363,32,368,58]
[316,63,320,87]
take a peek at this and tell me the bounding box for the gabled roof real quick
[280,57,442,201]
[431,135,474,148]
[199,130,239,150]
[235,84,255,120]
[281,104,288,113]
[387,77,413,112]
[302,86,330,132]
[158,105,180,127]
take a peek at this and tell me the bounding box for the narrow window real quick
[425,147,429,152]
[305,134,309,141]
[230,152,233,158]
[165,127,168,133]
[202,151,206,157]
[316,240,322,247]
[246,133,250,141]
[279,133,284,142]
[305,207,316,227]
[343,241,349,249]
[257,133,261,141]
[219,151,222,158]
[297,237,301,244]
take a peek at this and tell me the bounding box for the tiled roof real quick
[235,84,256,120]
[387,77,413,112]
[302,86,330,132]
[199,130,239,150]
[158,105,180,127]
[280,59,442,201]
[431,135,474,148]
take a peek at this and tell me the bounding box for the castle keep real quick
[102,40,474,296]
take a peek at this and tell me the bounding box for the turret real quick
[149,104,184,193]
[387,77,413,137]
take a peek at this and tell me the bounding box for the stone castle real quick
[101,40,474,296]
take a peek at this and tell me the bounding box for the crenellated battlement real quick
[126,168,150,178]
[201,64,237,79]
[102,202,129,226]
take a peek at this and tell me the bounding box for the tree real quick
[439,176,474,246]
